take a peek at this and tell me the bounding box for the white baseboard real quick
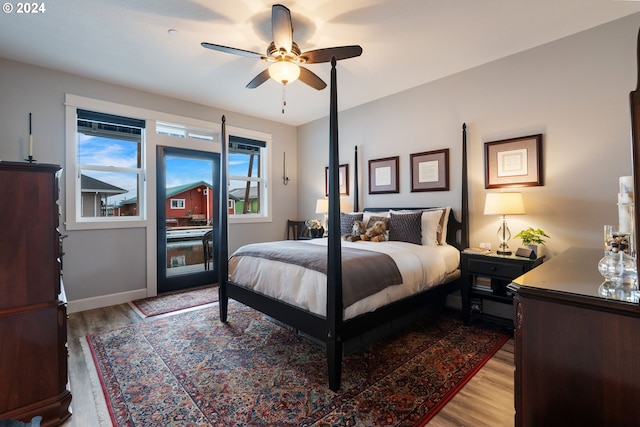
[67,289,148,314]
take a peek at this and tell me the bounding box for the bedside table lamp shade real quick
[484,192,525,255]
[315,198,329,232]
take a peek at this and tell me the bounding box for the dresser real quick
[509,247,640,427]
[0,162,71,426]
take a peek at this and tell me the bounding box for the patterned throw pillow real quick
[389,211,422,245]
[340,212,364,234]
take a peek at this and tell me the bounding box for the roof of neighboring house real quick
[228,186,258,201]
[120,181,213,206]
[166,181,212,198]
[81,174,127,195]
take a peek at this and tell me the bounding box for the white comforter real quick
[228,238,460,320]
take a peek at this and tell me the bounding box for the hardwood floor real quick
[62,304,514,427]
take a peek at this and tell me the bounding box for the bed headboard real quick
[363,207,465,250]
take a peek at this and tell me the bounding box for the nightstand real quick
[460,251,544,328]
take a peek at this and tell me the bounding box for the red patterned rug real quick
[129,285,218,317]
[85,302,509,426]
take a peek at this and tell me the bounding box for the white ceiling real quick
[1,0,640,126]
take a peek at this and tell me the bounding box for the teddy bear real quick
[344,220,366,241]
[344,220,387,242]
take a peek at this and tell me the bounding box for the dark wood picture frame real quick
[485,134,543,188]
[410,148,449,192]
[368,156,399,194]
[325,164,349,196]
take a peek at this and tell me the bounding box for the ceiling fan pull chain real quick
[282,84,286,114]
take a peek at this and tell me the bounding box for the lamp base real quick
[497,242,511,255]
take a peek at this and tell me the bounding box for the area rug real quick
[85,302,509,426]
[129,285,218,317]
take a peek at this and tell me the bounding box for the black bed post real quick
[353,146,359,212]
[461,123,469,249]
[326,56,344,392]
[218,115,229,322]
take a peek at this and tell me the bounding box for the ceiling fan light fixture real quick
[268,61,300,85]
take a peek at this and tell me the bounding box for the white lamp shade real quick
[484,192,525,215]
[268,61,300,84]
[315,198,329,214]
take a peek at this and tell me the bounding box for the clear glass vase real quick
[598,252,639,301]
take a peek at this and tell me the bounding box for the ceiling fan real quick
[201,4,363,91]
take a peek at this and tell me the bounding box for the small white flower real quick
[306,219,323,229]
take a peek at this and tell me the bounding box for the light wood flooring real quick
[63,303,515,427]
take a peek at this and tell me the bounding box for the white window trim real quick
[170,199,185,209]
[65,96,149,230]
[224,124,273,224]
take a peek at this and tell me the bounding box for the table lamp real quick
[315,198,329,234]
[484,192,525,255]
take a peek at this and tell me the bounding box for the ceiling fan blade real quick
[201,42,264,59]
[298,66,327,90]
[246,69,271,89]
[300,45,363,64]
[272,4,293,53]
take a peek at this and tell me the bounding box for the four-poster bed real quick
[217,59,469,391]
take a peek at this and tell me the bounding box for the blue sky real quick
[79,134,251,203]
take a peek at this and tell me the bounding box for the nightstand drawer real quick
[468,259,527,278]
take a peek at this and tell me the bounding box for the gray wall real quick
[0,59,298,310]
[298,13,640,259]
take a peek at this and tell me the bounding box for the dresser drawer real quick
[468,259,527,278]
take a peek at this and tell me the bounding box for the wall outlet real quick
[479,242,491,250]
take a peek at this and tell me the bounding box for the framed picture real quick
[369,156,399,194]
[485,134,543,188]
[410,148,449,192]
[325,164,349,196]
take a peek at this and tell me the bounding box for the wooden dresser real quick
[510,247,640,427]
[0,162,71,426]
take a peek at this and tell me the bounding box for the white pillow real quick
[422,207,451,245]
[420,209,443,246]
[439,207,451,244]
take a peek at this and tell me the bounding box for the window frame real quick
[170,199,185,209]
[65,96,149,230]
[228,135,268,220]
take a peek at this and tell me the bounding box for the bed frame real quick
[216,58,469,391]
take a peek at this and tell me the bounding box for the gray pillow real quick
[389,211,422,245]
[340,212,364,234]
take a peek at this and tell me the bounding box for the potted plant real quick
[306,219,324,238]
[514,227,550,256]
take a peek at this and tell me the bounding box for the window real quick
[156,121,216,141]
[228,136,267,216]
[170,199,185,209]
[75,109,145,221]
